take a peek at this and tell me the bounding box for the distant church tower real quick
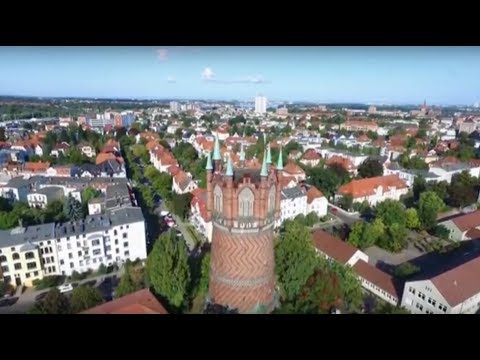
[206,136,282,313]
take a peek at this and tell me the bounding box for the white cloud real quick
[167,75,176,83]
[201,67,215,81]
[156,48,169,62]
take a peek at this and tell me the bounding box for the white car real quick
[57,283,73,293]
[160,211,170,217]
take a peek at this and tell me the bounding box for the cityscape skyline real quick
[0,47,480,105]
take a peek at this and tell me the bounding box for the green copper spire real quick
[206,151,213,170]
[277,146,283,170]
[266,144,272,164]
[260,150,268,177]
[240,143,245,162]
[226,153,234,176]
[213,135,221,160]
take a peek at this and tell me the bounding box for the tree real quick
[82,187,101,205]
[434,225,450,240]
[97,263,108,275]
[413,176,426,202]
[357,158,384,178]
[64,194,84,221]
[0,127,6,141]
[381,223,408,252]
[347,222,365,248]
[418,191,445,230]
[338,193,353,211]
[394,262,420,278]
[275,222,318,302]
[448,171,479,208]
[70,286,104,313]
[171,193,193,220]
[376,200,406,228]
[405,208,421,230]
[146,230,190,309]
[197,253,210,297]
[362,218,385,248]
[29,288,70,314]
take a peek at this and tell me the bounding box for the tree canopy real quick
[70,286,104,313]
[357,158,383,178]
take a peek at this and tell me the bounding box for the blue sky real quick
[0,46,479,105]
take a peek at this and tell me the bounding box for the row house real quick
[172,170,197,195]
[336,174,409,207]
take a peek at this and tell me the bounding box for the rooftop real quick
[281,186,306,200]
[311,229,358,265]
[352,260,402,300]
[0,223,56,248]
[82,289,168,314]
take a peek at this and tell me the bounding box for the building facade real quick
[255,95,267,115]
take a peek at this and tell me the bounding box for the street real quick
[154,202,197,251]
[328,203,361,226]
[0,271,121,314]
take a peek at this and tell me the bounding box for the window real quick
[76,235,79,239]
[78,251,82,256]
[115,239,118,245]
[62,271,65,275]
[44,247,49,254]
[418,292,426,300]
[58,245,62,251]
[123,242,128,248]
[67,244,72,250]
[10,247,15,251]
[439,304,447,312]
[77,242,81,247]
[34,271,38,276]
[80,260,84,266]
[92,239,100,246]
[415,303,424,311]
[124,251,130,257]
[27,262,37,270]
[49,247,52,253]
[67,237,70,241]
[114,230,118,236]
[238,188,254,218]
[83,234,86,238]
[25,252,35,260]
[268,185,276,213]
[93,249,101,256]
[26,273,30,278]
[39,242,43,246]
[47,241,51,245]
[214,185,223,213]
[0,255,7,263]
[12,253,20,260]
[123,233,127,239]
[106,246,111,251]
[116,249,119,254]
[14,263,22,270]
[70,263,74,269]
[69,253,73,259]
[1,266,8,273]
[60,260,64,265]
[51,266,56,272]
[428,298,437,306]
[45,258,50,264]
[120,226,123,230]
[126,225,129,229]
[409,287,416,294]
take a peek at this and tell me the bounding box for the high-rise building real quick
[368,105,377,114]
[206,139,281,313]
[170,101,180,113]
[121,111,135,127]
[255,95,267,115]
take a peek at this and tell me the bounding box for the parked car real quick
[57,283,73,293]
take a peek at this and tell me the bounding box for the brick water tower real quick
[206,137,282,313]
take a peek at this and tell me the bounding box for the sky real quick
[0,46,479,105]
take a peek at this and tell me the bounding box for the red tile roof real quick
[82,289,168,314]
[312,229,358,265]
[337,175,407,199]
[451,210,480,232]
[430,256,480,307]
[24,161,50,172]
[302,149,321,160]
[167,165,181,176]
[327,155,355,171]
[96,152,117,165]
[352,260,400,300]
[465,228,480,240]
[283,162,305,175]
[307,186,324,204]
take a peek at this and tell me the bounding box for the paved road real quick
[0,271,121,314]
[155,203,197,251]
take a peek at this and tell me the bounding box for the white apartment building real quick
[255,95,267,115]
[0,207,147,286]
[27,186,64,209]
[401,255,480,314]
[278,187,307,226]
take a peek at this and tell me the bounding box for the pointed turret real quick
[260,150,268,177]
[213,135,221,161]
[277,146,283,171]
[226,153,234,177]
[206,151,213,170]
[266,143,272,164]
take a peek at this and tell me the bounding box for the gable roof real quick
[311,229,358,265]
[283,162,305,175]
[306,186,325,204]
[449,210,480,232]
[82,289,168,314]
[352,260,401,300]
[337,175,407,199]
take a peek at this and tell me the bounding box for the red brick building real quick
[206,137,282,313]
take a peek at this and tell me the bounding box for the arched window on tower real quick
[214,185,223,214]
[268,185,276,214]
[238,188,254,218]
